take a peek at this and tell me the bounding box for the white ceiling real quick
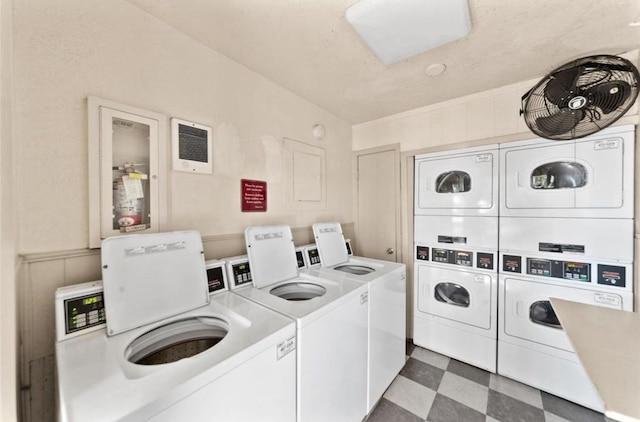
[127,0,640,124]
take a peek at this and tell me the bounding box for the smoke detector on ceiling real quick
[346,0,471,65]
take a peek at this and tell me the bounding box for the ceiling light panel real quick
[346,0,471,65]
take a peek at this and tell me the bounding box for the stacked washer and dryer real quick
[497,124,635,411]
[413,145,500,372]
[413,124,635,412]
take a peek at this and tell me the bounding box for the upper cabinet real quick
[88,96,168,248]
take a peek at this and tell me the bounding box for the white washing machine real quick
[499,124,634,219]
[55,231,296,422]
[413,216,498,372]
[309,222,407,413]
[414,144,499,217]
[230,225,369,422]
[498,219,634,411]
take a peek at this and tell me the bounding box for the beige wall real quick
[13,0,354,420]
[1,0,18,418]
[13,0,353,254]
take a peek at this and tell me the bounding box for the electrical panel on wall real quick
[171,118,213,174]
[88,96,168,248]
[284,137,326,211]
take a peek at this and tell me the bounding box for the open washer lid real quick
[101,231,209,336]
[245,225,299,289]
[313,222,350,267]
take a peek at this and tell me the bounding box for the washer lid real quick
[245,225,298,289]
[313,222,349,267]
[101,231,209,336]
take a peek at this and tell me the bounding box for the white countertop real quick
[551,298,640,422]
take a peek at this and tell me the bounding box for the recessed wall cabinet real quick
[88,96,168,248]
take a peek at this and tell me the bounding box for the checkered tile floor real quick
[366,341,610,422]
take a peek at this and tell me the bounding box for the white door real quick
[415,148,497,215]
[502,277,623,352]
[416,265,493,330]
[356,146,399,261]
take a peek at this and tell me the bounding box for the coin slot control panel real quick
[431,248,473,267]
[307,248,322,266]
[597,264,626,288]
[477,253,494,270]
[416,246,429,261]
[231,262,253,287]
[206,264,227,293]
[503,255,522,273]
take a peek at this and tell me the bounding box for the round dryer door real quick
[434,282,470,308]
[529,300,562,329]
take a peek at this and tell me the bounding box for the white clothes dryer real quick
[414,144,499,217]
[55,231,296,422]
[499,124,634,219]
[231,225,369,422]
[311,222,406,412]
[498,220,634,411]
[413,216,498,372]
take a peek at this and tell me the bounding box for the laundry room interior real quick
[2,1,640,422]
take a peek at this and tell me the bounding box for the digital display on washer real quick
[454,251,472,267]
[206,265,226,293]
[564,262,589,282]
[232,262,252,286]
[431,248,472,267]
[432,248,450,263]
[307,248,321,265]
[65,293,106,335]
[525,258,590,282]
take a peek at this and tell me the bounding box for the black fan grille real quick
[522,55,639,140]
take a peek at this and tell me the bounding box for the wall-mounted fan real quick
[520,55,639,140]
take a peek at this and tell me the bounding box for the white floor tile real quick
[383,374,436,419]
[438,371,489,413]
[411,347,450,370]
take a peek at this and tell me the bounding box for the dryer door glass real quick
[434,282,470,307]
[435,171,472,193]
[531,162,587,190]
[529,300,562,329]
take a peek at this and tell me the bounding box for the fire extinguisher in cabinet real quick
[112,162,148,232]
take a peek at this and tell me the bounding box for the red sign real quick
[241,179,267,212]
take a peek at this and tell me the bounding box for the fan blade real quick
[585,81,631,114]
[535,108,584,135]
[544,67,581,106]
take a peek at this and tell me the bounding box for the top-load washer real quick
[500,124,634,218]
[311,221,406,412]
[55,231,296,422]
[414,144,499,217]
[230,225,369,422]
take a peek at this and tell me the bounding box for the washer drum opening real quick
[270,282,327,301]
[333,264,375,275]
[126,316,229,366]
